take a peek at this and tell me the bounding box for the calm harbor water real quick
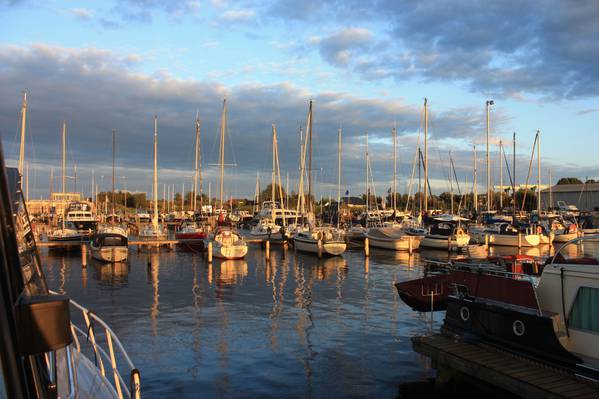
[41,242,553,398]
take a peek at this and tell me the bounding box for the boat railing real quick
[50,290,141,399]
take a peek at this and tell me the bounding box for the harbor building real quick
[540,183,599,211]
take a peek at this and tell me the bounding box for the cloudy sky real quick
[2,0,598,201]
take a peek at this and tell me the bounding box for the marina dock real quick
[413,334,599,398]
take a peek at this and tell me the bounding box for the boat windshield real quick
[551,236,599,265]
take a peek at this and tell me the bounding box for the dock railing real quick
[50,290,141,399]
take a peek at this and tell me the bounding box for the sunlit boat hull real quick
[90,246,128,263]
[419,234,470,250]
[293,237,346,256]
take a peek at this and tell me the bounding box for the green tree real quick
[557,177,582,185]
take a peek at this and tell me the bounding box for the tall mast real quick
[193,117,200,213]
[473,145,478,213]
[112,129,116,220]
[181,183,185,212]
[512,132,516,222]
[365,132,369,222]
[449,151,454,214]
[486,100,494,212]
[392,125,397,212]
[61,121,67,196]
[18,91,27,177]
[218,99,227,211]
[537,129,541,214]
[548,169,553,209]
[271,124,276,221]
[25,163,29,202]
[337,127,342,228]
[307,100,313,213]
[152,116,159,230]
[272,124,286,227]
[423,98,428,212]
[499,140,503,211]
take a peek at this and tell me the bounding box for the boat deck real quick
[413,333,599,398]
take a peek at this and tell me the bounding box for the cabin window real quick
[569,287,599,333]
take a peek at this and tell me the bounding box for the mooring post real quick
[484,234,489,252]
[364,237,369,257]
[208,241,213,263]
[408,236,413,255]
[265,240,270,261]
[518,233,522,248]
[447,235,451,251]
[81,244,87,268]
[317,239,323,259]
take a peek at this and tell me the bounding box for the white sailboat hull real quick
[293,237,346,256]
[366,233,421,251]
[211,242,248,259]
[488,233,540,247]
[420,234,471,249]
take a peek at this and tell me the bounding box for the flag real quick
[345,190,349,196]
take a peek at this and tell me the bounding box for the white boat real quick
[48,221,83,243]
[293,227,346,256]
[471,222,541,247]
[90,226,129,263]
[65,201,97,235]
[139,116,168,241]
[250,218,284,240]
[206,99,248,259]
[208,226,248,259]
[366,225,421,251]
[536,235,599,368]
[420,216,471,250]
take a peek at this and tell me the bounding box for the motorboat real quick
[0,158,140,398]
[65,201,97,237]
[419,215,470,250]
[441,235,599,381]
[90,225,129,263]
[249,218,286,243]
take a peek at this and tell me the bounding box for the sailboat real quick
[366,126,422,251]
[91,129,129,262]
[205,99,248,259]
[48,121,84,245]
[250,124,287,243]
[140,116,168,240]
[292,100,346,256]
[175,116,207,246]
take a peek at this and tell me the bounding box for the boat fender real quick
[315,231,324,241]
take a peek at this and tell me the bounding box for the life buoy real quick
[456,228,465,236]
[569,224,577,233]
[536,226,543,234]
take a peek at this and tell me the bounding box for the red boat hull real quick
[395,270,538,312]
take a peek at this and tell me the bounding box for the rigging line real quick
[502,146,515,188]
[520,132,538,212]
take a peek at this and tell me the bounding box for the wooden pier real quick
[413,334,599,398]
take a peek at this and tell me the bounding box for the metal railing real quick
[50,291,141,399]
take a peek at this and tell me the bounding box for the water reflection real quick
[217,260,248,286]
[92,261,129,287]
[148,252,160,336]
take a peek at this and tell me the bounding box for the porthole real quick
[513,320,525,336]
[460,306,470,321]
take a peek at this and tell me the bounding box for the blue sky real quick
[1,0,598,200]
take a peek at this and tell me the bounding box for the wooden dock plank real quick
[412,334,599,399]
